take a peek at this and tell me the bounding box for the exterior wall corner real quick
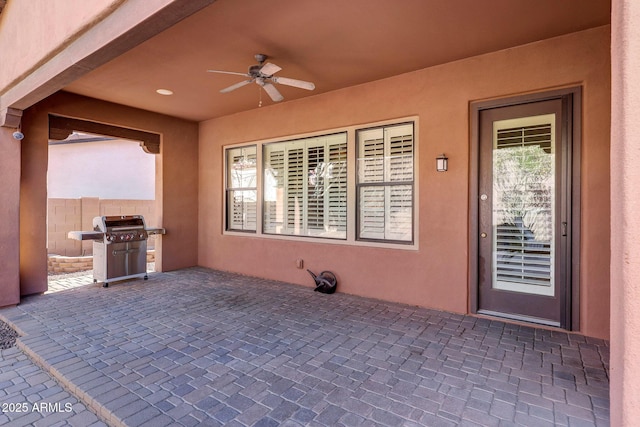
[0,127,22,306]
[610,0,640,424]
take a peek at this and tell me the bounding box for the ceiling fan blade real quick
[259,62,282,76]
[272,76,315,91]
[261,82,284,102]
[207,70,249,77]
[220,79,253,93]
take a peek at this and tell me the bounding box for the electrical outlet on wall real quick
[296,258,304,269]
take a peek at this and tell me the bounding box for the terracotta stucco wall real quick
[199,26,611,339]
[610,0,640,423]
[0,128,20,306]
[0,0,123,93]
[19,91,198,296]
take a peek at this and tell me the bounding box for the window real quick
[223,119,417,248]
[225,146,257,231]
[263,133,347,239]
[357,123,414,243]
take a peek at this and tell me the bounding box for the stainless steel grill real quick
[68,215,165,287]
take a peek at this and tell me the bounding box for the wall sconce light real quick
[436,154,448,172]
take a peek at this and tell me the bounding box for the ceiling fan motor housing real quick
[248,65,262,77]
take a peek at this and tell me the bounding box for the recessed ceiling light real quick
[156,89,173,96]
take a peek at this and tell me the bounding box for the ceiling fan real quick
[207,54,315,103]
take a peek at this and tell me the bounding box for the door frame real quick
[469,87,582,330]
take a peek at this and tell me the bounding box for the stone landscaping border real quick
[47,251,156,274]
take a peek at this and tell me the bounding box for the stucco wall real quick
[20,91,198,296]
[0,0,123,93]
[48,138,156,200]
[610,0,640,423]
[0,127,20,306]
[199,26,611,339]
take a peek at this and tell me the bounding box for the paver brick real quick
[235,402,271,425]
[514,412,556,427]
[123,406,162,427]
[1,267,609,426]
[316,404,347,425]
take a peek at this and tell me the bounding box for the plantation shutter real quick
[243,151,257,230]
[263,148,284,233]
[306,143,325,231]
[357,123,414,242]
[286,146,305,232]
[327,138,347,232]
[263,133,347,239]
[358,129,385,239]
[228,152,245,230]
[226,146,257,231]
[493,121,554,289]
[385,125,414,241]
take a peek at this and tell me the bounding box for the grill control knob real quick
[109,235,116,241]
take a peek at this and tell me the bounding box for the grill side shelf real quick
[145,228,166,236]
[68,231,105,241]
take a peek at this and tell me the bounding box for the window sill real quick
[222,230,419,251]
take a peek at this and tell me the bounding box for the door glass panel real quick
[492,114,555,296]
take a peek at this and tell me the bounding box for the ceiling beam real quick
[0,0,216,114]
[0,107,22,128]
[49,115,161,154]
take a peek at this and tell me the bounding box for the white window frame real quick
[356,122,415,244]
[225,145,257,232]
[222,117,419,250]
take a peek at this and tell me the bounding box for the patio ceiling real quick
[63,0,610,122]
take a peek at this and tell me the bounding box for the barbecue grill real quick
[68,215,165,287]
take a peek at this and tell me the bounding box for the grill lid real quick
[68,215,165,241]
[104,216,145,228]
[94,215,147,232]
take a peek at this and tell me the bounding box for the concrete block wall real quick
[47,198,156,256]
[48,198,83,256]
[99,199,155,217]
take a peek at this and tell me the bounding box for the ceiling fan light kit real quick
[207,54,315,104]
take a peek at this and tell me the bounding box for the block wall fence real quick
[47,197,157,256]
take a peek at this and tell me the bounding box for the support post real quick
[611,0,640,424]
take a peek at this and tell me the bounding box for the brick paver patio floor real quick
[0,267,609,426]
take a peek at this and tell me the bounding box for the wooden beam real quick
[49,115,160,154]
[0,108,23,128]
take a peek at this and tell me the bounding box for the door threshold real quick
[477,309,561,328]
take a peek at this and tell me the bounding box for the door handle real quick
[480,232,487,238]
